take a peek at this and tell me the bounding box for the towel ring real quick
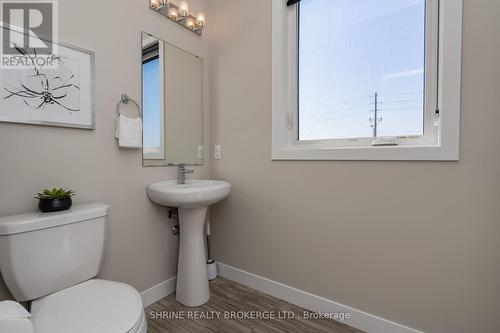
[116,94,141,118]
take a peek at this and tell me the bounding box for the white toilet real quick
[0,203,147,333]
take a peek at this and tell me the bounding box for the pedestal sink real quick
[146,179,231,307]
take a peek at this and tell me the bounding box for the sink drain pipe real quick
[206,221,218,280]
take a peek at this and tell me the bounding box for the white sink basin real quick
[146,179,231,307]
[147,179,231,208]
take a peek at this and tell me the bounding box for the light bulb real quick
[150,0,161,10]
[186,17,195,30]
[179,1,190,17]
[168,6,178,20]
[196,12,205,27]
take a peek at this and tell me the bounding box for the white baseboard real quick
[217,263,425,333]
[140,276,176,308]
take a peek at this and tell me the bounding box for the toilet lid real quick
[31,279,143,333]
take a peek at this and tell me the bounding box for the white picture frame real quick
[0,27,95,129]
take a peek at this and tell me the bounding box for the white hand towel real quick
[115,114,142,148]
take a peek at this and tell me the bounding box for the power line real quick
[312,103,371,117]
[314,110,373,122]
[302,92,423,115]
[378,107,423,111]
[299,91,424,138]
[301,97,370,113]
[377,99,422,104]
[376,91,423,97]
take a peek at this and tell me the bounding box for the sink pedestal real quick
[146,179,231,307]
[176,207,210,307]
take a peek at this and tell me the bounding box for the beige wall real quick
[208,1,500,333]
[0,0,210,300]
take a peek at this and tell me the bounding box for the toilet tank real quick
[0,204,109,302]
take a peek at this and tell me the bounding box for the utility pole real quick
[373,92,379,137]
[370,92,382,137]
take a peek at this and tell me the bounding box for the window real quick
[142,41,165,160]
[272,0,462,160]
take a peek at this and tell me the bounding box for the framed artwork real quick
[0,27,95,129]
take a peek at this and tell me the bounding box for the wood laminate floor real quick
[146,277,364,333]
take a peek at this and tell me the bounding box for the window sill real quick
[272,144,459,161]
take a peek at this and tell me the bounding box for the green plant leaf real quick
[35,187,76,199]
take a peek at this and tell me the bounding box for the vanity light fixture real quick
[149,0,205,36]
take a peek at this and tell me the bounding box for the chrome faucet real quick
[178,164,194,184]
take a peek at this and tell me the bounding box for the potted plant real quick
[35,188,75,213]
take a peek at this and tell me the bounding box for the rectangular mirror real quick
[141,32,203,166]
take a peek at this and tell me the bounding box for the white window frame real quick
[272,0,462,161]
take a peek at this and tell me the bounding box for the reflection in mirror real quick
[142,32,203,166]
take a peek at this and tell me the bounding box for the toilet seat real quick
[30,279,146,333]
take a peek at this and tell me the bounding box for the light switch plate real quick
[198,146,204,160]
[214,145,222,160]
